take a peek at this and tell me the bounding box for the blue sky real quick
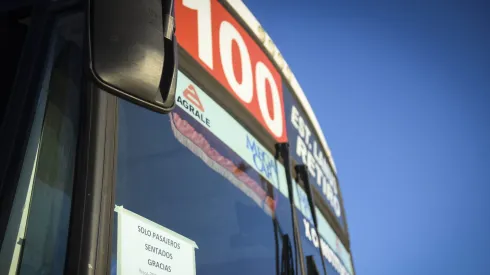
[245,1,490,274]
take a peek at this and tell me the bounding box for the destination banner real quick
[283,86,346,231]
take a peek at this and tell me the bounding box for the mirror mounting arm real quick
[159,1,178,107]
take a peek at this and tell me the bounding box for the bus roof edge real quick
[224,0,338,174]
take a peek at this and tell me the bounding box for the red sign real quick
[175,0,287,142]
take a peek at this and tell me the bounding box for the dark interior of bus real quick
[0,2,30,123]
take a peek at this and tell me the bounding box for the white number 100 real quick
[183,0,284,138]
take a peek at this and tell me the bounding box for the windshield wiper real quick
[273,218,295,275]
[306,255,320,275]
[280,233,294,275]
[295,165,328,275]
[275,142,305,274]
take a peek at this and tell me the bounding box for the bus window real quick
[109,72,297,275]
[0,13,83,275]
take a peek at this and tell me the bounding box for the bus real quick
[0,0,355,274]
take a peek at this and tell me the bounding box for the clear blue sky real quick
[245,1,490,274]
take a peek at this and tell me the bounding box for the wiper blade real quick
[275,142,304,275]
[273,217,294,275]
[296,165,328,275]
[280,234,294,275]
[306,255,320,275]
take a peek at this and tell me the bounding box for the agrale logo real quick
[176,84,211,127]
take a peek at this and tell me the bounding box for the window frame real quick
[64,81,119,275]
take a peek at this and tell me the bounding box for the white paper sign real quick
[115,205,198,275]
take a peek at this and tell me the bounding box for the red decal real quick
[183,85,205,112]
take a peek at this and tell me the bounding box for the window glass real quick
[293,181,352,275]
[292,181,326,275]
[110,71,297,275]
[315,208,354,275]
[0,13,83,275]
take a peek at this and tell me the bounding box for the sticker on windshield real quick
[115,205,198,275]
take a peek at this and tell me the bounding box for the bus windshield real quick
[110,71,297,275]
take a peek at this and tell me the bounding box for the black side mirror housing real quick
[88,0,177,113]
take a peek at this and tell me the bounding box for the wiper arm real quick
[306,255,320,275]
[280,234,294,275]
[273,218,294,275]
[275,142,305,274]
[159,0,178,105]
[296,165,328,275]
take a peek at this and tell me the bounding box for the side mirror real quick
[88,0,177,113]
